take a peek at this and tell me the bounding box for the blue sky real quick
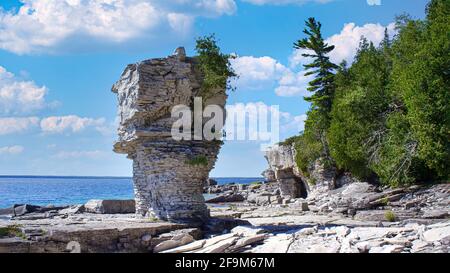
[0,0,429,177]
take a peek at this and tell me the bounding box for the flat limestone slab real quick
[0,214,190,253]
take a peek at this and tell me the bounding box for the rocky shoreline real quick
[0,180,448,253]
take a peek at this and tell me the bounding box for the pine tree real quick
[294,17,338,127]
[293,17,338,162]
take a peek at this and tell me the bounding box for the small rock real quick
[231,226,266,237]
[296,226,318,237]
[334,226,350,237]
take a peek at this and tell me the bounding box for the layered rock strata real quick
[264,145,308,199]
[112,48,226,223]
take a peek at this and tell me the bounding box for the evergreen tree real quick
[294,17,338,127]
[328,39,392,180]
[293,17,338,165]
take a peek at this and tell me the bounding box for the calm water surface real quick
[0,176,263,208]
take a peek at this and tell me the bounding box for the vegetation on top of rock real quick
[286,0,449,187]
[278,135,300,147]
[186,155,209,167]
[195,34,237,98]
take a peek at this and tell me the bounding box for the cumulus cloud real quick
[290,22,396,67]
[0,145,24,155]
[231,56,289,89]
[231,55,312,97]
[40,115,106,134]
[0,117,40,135]
[275,70,313,97]
[0,66,49,115]
[0,0,236,54]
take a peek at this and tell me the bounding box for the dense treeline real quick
[287,0,449,187]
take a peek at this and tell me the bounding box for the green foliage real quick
[369,0,449,186]
[328,39,391,179]
[390,0,450,178]
[293,130,323,176]
[294,17,339,123]
[384,210,397,222]
[290,17,339,175]
[195,34,237,98]
[278,135,301,147]
[380,197,389,206]
[0,225,25,239]
[186,155,209,167]
[289,0,449,187]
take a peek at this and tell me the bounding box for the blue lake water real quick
[0,176,263,208]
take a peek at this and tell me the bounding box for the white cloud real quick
[0,0,236,54]
[242,0,333,5]
[230,55,313,97]
[231,56,289,89]
[275,70,313,97]
[0,66,49,115]
[282,113,307,132]
[226,101,306,135]
[40,115,106,134]
[0,117,40,135]
[326,22,395,64]
[0,145,24,155]
[53,150,107,159]
[290,22,396,67]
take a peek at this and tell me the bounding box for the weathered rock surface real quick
[112,48,227,223]
[0,213,194,253]
[265,145,308,199]
[205,193,245,203]
[84,200,135,214]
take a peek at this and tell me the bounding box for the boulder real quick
[84,200,135,214]
[247,193,276,205]
[13,204,42,216]
[205,178,218,187]
[59,205,85,215]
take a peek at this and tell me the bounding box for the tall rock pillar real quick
[112,48,226,223]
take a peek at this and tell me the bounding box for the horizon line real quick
[0,175,264,179]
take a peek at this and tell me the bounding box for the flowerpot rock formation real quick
[112,47,226,223]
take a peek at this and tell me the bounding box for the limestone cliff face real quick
[112,48,226,223]
[264,145,308,199]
